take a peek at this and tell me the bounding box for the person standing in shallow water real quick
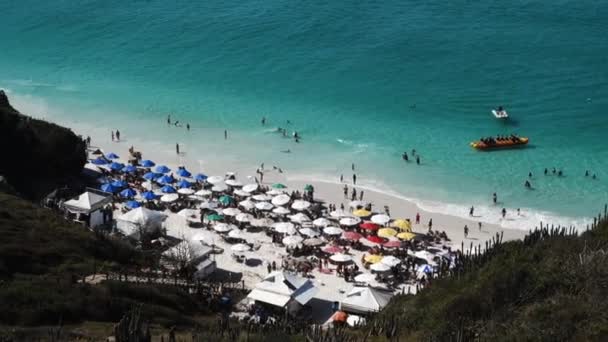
[111,131,114,142]
[416,155,420,165]
[186,123,190,131]
[224,130,228,140]
[353,174,357,185]
[501,208,507,218]
[176,143,180,155]
[464,225,469,238]
[493,193,497,204]
[116,130,121,141]
[469,206,474,216]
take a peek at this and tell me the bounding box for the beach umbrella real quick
[207,213,224,222]
[110,162,125,171]
[366,235,385,244]
[125,200,141,209]
[252,194,272,201]
[271,194,291,206]
[272,207,291,215]
[251,218,274,228]
[370,263,391,272]
[360,222,380,231]
[195,189,212,197]
[412,250,436,262]
[323,226,344,236]
[111,179,128,188]
[381,256,402,267]
[176,168,191,178]
[199,201,219,210]
[177,179,192,188]
[371,214,391,225]
[330,209,351,218]
[391,219,412,231]
[120,188,137,198]
[312,218,331,227]
[222,207,241,216]
[231,243,250,252]
[291,200,311,211]
[299,228,320,237]
[353,273,377,284]
[353,209,372,217]
[177,208,198,219]
[348,201,367,209]
[342,231,363,241]
[100,183,118,193]
[272,183,287,189]
[233,189,250,197]
[143,172,159,181]
[207,176,224,184]
[255,202,274,211]
[212,183,228,192]
[397,232,416,241]
[266,189,285,196]
[161,185,176,193]
[155,165,171,174]
[303,238,324,246]
[322,245,344,254]
[235,213,254,223]
[195,173,208,182]
[160,193,179,202]
[273,222,296,235]
[304,184,314,192]
[282,235,303,246]
[384,240,402,248]
[364,254,383,264]
[141,191,156,201]
[225,179,243,187]
[141,159,155,168]
[290,212,310,224]
[339,217,361,226]
[214,223,235,233]
[218,195,234,205]
[105,152,120,159]
[122,165,137,173]
[238,199,255,210]
[157,175,175,185]
[91,157,109,165]
[330,253,352,263]
[228,229,245,239]
[242,183,258,193]
[177,188,195,195]
[378,228,398,238]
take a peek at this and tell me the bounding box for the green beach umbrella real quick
[207,214,224,221]
[304,184,314,192]
[219,195,234,205]
[272,183,287,189]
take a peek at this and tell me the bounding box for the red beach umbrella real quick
[366,235,385,244]
[342,231,363,241]
[360,222,380,231]
[322,245,344,254]
[383,240,402,248]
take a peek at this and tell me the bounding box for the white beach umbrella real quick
[242,183,259,193]
[290,212,311,224]
[238,199,255,210]
[323,226,344,236]
[228,229,245,239]
[330,253,353,263]
[299,228,320,237]
[252,194,272,201]
[222,208,242,216]
[251,218,275,228]
[330,209,351,218]
[231,243,250,253]
[235,213,254,223]
[291,200,311,211]
[303,237,324,246]
[273,222,297,235]
[199,201,219,210]
[177,208,198,218]
[353,273,377,284]
[371,214,391,225]
[312,218,331,227]
[282,235,303,246]
[348,200,367,209]
[160,194,179,203]
[340,217,361,226]
[191,233,214,246]
[233,189,250,197]
[411,250,436,263]
[266,189,285,196]
[271,194,291,206]
[272,207,291,215]
[195,189,212,197]
[207,176,224,184]
[187,195,203,201]
[370,263,391,272]
[381,256,402,267]
[177,188,195,195]
[255,202,274,211]
[214,223,236,233]
[212,183,228,192]
[225,179,243,187]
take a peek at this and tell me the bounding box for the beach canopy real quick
[242,183,258,193]
[360,222,380,231]
[177,179,192,188]
[272,207,291,215]
[195,173,208,181]
[271,194,291,206]
[207,213,224,221]
[126,200,141,209]
[340,287,393,314]
[111,179,128,188]
[177,188,195,195]
[247,271,318,308]
[141,191,157,201]
[371,214,391,225]
[255,202,274,211]
[91,157,109,165]
[397,232,416,241]
[176,168,191,178]
[272,183,287,189]
[323,226,344,236]
[100,183,118,193]
[282,235,303,246]
[120,188,137,198]
[141,159,155,167]
[377,228,398,238]
[207,176,224,184]
[353,209,372,217]
[340,217,361,226]
[110,162,125,171]
[116,207,167,236]
[63,191,111,213]
[291,200,311,211]
[161,185,176,193]
[312,218,331,227]
[391,219,412,231]
[157,175,175,185]
[155,165,171,173]
[122,165,137,173]
[342,231,363,241]
[143,172,159,181]
[105,152,120,159]
[330,253,352,263]
[222,207,241,216]
[218,195,234,205]
[160,193,179,202]
[231,243,250,252]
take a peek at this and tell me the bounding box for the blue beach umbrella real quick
[195,173,208,182]
[122,165,137,173]
[110,162,125,171]
[126,200,141,209]
[157,175,175,185]
[161,185,176,194]
[111,179,128,188]
[141,191,157,201]
[91,157,109,165]
[155,165,171,174]
[106,152,120,159]
[177,179,192,189]
[100,183,118,193]
[176,168,192,178]
[141,159,155,168]
[120,188,137,198]
[143,172,159,181]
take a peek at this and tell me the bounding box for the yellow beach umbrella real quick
[353,209,372,217]
[364,254,383,264]
[391,219,412,231]
[397,232,416,241]
[377,228,398,238]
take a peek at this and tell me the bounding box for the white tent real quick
[116,207,167,237]
[247,271,318,308]
[62,190,112,227]
[340,286,394,314]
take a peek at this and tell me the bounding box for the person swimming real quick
[281,149,291,153]
[525,180,531,189]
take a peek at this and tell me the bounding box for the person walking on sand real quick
[469,206,474,216]
[340,174,343,183]
[359,190,364,201]
[428,218,433,231]
[353,174,357,185]
[464,225,469,238]
[415,212,420,224]
[493,192,497,205]
[111,131,115,142]
[501,208,506,218]
[478,221,482,231]
[116,130,121,141]
[343,185,348,199]
[176,143,180,155]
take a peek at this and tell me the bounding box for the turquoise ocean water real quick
[2,0,607,228]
